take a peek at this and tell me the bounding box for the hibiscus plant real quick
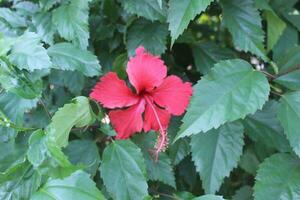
[0,0,300,200]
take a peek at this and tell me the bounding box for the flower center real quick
[144,95,168,161]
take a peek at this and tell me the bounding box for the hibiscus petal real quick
[127,46,167,94]
[151,75,193,115]
[143,97,170,132]
[109,99,145,139]
[90,72,139,109]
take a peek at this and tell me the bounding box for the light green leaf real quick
[0,8,26,27]
[119,0,167,22]
[276,69,300,90]
[169,138,190,165]
[220,0,266,60]
[254,153,300,200]
[46,96,95,148]
[31,171,106,200]
[192,42,236,75]
[168,0,214,44]
[192,194,225,200]
[176,59,269,140]
[47,43,101,77]
[8,32,51,71]
[190,122,244,194]
[127,19,168,56]
[32,12,56,45]
[100,140,148,200]
[278,91,300,157]
[52,0,91,49]
[243,100,290,152]
[265,11,286,51]
[64,140,100,176]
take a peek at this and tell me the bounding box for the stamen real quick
[144,96,168,162]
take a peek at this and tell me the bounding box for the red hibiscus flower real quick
[90,47,192,159]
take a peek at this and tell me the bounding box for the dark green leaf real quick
[52,0,91,49]
[167,0,214,44]
[100,140,148,200]
[127,19,168,56]
[232,186,253,200]
[190,122,244,194]
[176,59,269,140]
[220,0,266,60]
[276,69,300,90]
[243,100,290,152]
[254,153,300,200]
[47,43,101,77]
[64,140,100,176]
[192,42,236,75]
[278,91,300,157]
[119,0,167,22]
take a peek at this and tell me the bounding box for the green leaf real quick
[49,69,85,94]
[242,100,290,152]
[220,0,266,60]
[47,43,101,77]
[0,162,41,200]
[39,0,61,10]
[27,130,79,179]
[254,153,300,200]
[167,0,214,44]
[192,42,236,75]
[100,140,148,200]
[273,25,298,62]
[0,58,43,99]
[275,69,300,90]
[126,19,168,56]
[8,32,51,71]
[133,132,176,188]
[31,171,106,200]
[63,140,100,176]
[277,46,300,73]
[0,8,26,28]
[46,96,95,148]
[32,12,55,45]
[190,122,244,194]
[0,92,38,142]
[232,186,253,200]
[239,146,260,175]
[265,11,286,51]
[169,138,190,165]
[119,0,167,22]
[176,59,269,140]
[278,91,300,157]
[52,0,91,49]
[192,194,225,200]
[0,136,27,173]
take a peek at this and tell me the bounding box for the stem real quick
[39,99,52,119]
